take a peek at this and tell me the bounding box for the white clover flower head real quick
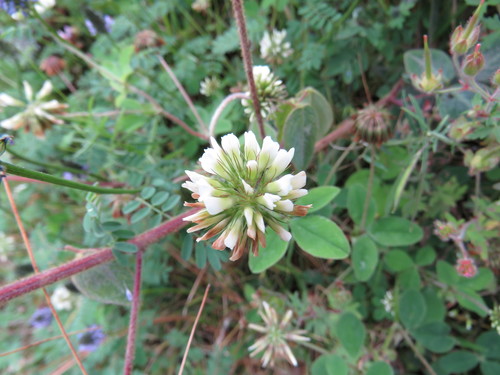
[199,76,221,97]
[248,301,310,368]
[183,131,310,261]
[241,65,287,121]
[381,290,395,316]
[192,0,210,12]
[260,29,293,65]
[50,285,74,311]
[0,80,68,138]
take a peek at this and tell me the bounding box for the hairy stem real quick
[123,250,144,375]
[0,209,198,304]
[231,0,265,138]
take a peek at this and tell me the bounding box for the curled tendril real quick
[0,134,14,158]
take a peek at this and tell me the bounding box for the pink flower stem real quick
[0,209,199,305]
[123,249,144,375]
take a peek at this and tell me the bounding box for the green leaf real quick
[122,200,141,214]
[421,288,446,324]
[162,195,181,211]
[436,351,479,374]
[131,207,151,223]
[113,242,138,253]
[295,87,334,136]
[477,331,500,361]
[206,248,222,271]
[72,261,133,306]
[384,250,414,272]
[290,215,350,259]
[415,246,436,266]
[311,354,348,375]
[295,186,340,213]
[352,236,378,281]
[366,361,394,375]
[181,235,193,260]
[141,187,156,200]
[249,230,289,273]
[336,312,365,359]
[458,267,494,291]
[404,48,455,82]
[413,322,455,353]
[368,217,423,247]
[347,184,376,227]
[112,229,135,241]
[456,287,489,317]
[481,361,500,375]
[195,242,207,268]
[399,289,426,329]
[151,191,170,206]
[283,105,318,170]
[101,221,123,232]
[397,267,422,290]
[436,260,459,285]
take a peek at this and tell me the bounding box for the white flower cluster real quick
[0,81,67,138]
[199,76,221,97]
[183,131,309,261]
[50,285,76,311]
[260,29,293,64]
[248,301,310,368]
[241,66,286,121]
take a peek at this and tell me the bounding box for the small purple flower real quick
[85,14,114,36]
[78,325,106,352]
[30,307,53,328]
[0,0,33,16]
[84,19,97,36]
[62,172,74,180]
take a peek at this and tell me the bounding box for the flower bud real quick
[40,55,66,76]
[354,105,393,146]
[450,0,485,55]
[456,257,477,278]
[134,30,165,52]
[463,44,485,76]
[411,35,444,93]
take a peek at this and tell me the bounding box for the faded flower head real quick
[354,105,393,146]
[40,55,66,76]
[192,0,209,12]
[241,66,286,121]
[30,307,53,329]
[78,325,106,352]
[260,29,293,65]
[183,131,310,261]
[50,285,75,311]
[434,220,459,241]
[199,76,221,97]
[0,80,68,138]
[134,30,165,52]
[456,257,477,278]
[248,301,310,368]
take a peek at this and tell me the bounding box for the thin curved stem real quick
[0,161,139,194]
[209,92,250,137]
[157,55,208,134]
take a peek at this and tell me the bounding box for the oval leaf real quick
[282,105,318,170]
[311,354,348,375]
[352,235,378,281]
[347,184,376,227]
[336,312,366,359]
[296,87,334,136]
[368,217,423,247]
[249,230,289,273]
[296,186,340,213]
[399,289,426,329]
[290,215,350,259]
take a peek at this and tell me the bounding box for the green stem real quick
[360,145,375,231]
[7,148,106,181]
[0,161,139,195]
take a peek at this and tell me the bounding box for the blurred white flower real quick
[0,232,15,262]
[200,76,221,97]
[0,81,68,138]
[248,301,310,368]
[381,290,395,316]
[260,29,293,64]
[241,66,286,121]
[50,285,74,311]
[183,131,310,261]
[192,0,209,12]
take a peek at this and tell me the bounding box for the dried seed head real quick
[354,105,393,146]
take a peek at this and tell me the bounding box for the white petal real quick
[224,220,242,249]
[36,81,53,100]
[290,171,306,189]
[286,189,308,199]
[269,222,292,242]
[244,131,260,159]
[1,113,25,130]
[39,100,67,111]
[241,179,254,194]
[199,148,219,174]
[221,133,240,155]
[254,212,265,233]
[0,93,24,107]
[204,197,233,215]
[275,199,293,212]
[185,170,205,183]
[265,174,293,196]
[23,81,33,102]
[257,193,281,210]
[258,136,280,170]
[244,207,254,227]
[269,148,294,177]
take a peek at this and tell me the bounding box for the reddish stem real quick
[0,209,198,305]
[123,250,144,375]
